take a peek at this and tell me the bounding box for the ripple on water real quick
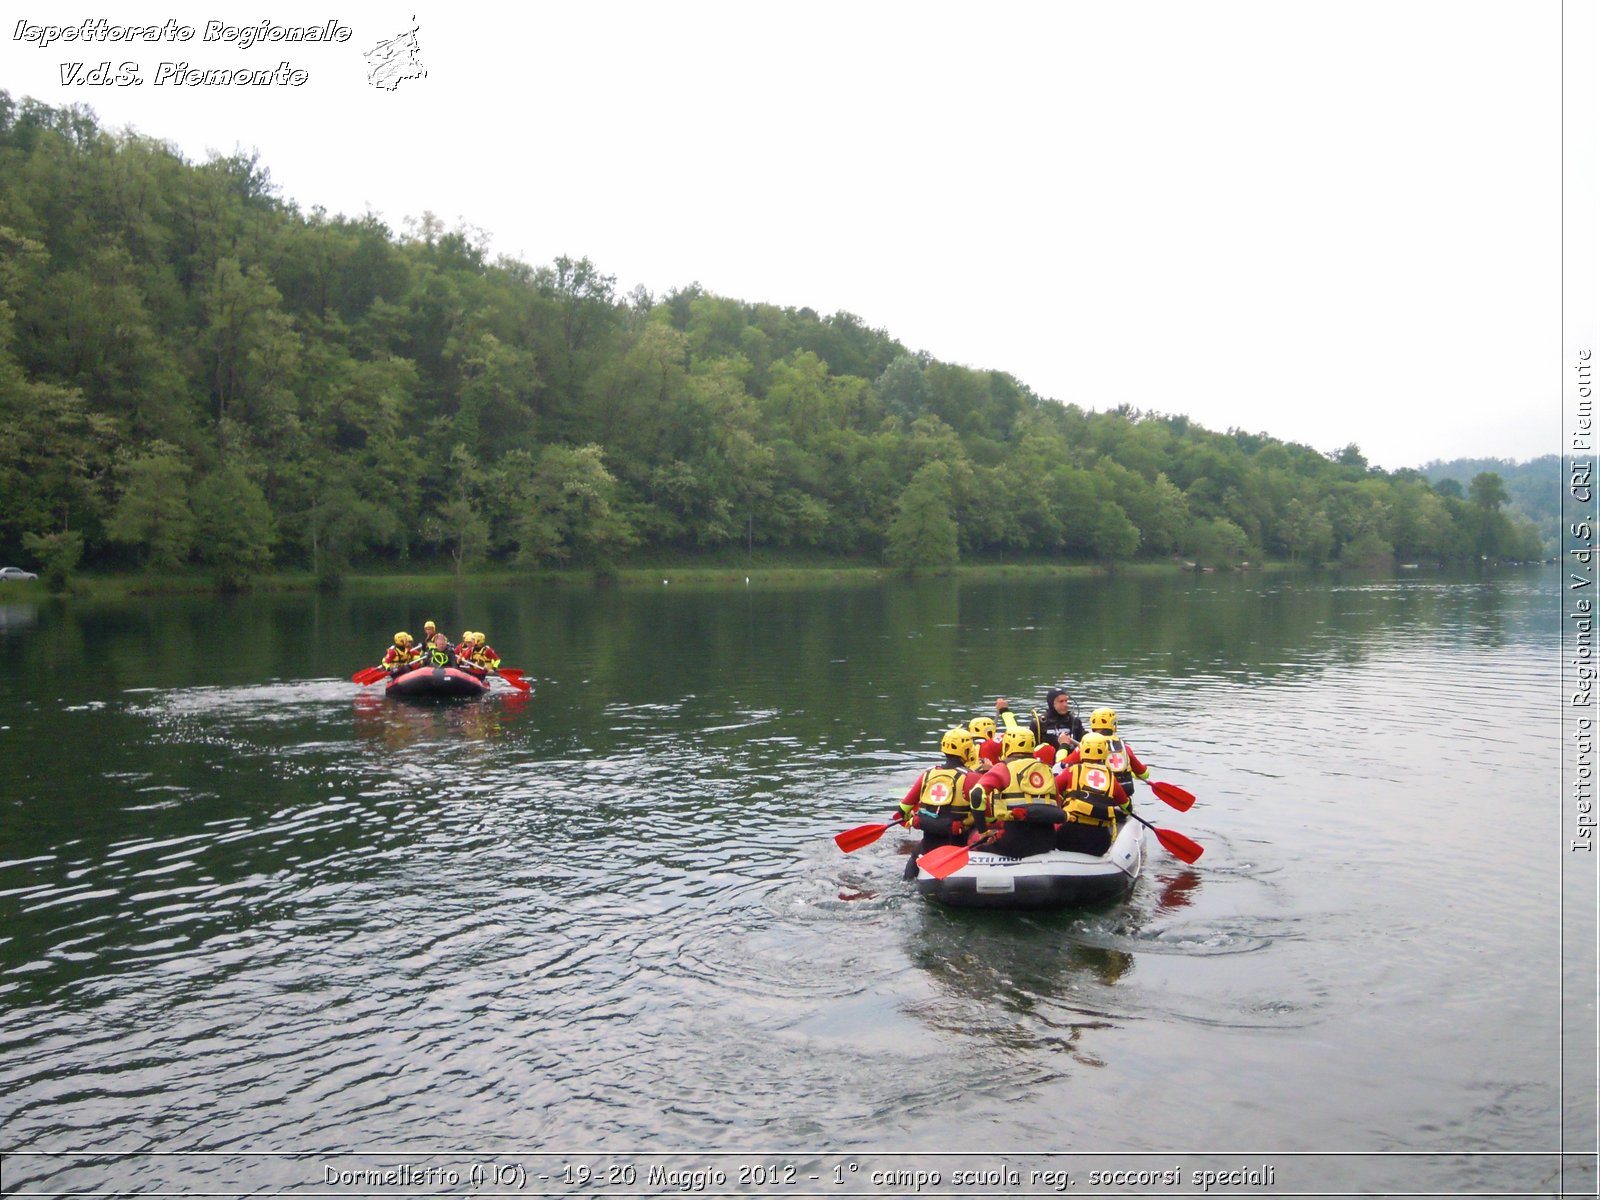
[1134,926,1271,955]
[0,570,1569,1174]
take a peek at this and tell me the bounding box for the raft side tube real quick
[916,820,1144,910]
[385,665,492,700]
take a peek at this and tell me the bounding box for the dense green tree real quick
[513,443,636,567]
[1096,460,1186,556]
[1279,498,1334,565]
[876,354,929,420]
[1387,481,1460,563]
[22,529,83,592]
[192,463,275,589]
[420,445,490,579]
[0,361,116,552]
[106,443,195,570]
[886,461,959,571]
[204,257,298,433]
[429,494,490,578]
[1339,529,1395,566]
[1185,517,1252,568]
[1468,471,1511,560]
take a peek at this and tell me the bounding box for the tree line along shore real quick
[0,92,1546,594]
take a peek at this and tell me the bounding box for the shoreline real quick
[0,557,1543,601]
[28,560,1133,599]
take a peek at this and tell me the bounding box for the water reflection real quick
[902,906,1136,1066]
[351,690,531,749]
[1151,867,1204,912]
[0,601,38,636]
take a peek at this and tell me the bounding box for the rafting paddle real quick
[494,668,532,694]
[1149,780,1196,811]
[1124,810,1204,863]
[834,815,904,853]
[351,666,388,686]
[914,841,977,880]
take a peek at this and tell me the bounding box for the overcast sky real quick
[2,1,1587,470]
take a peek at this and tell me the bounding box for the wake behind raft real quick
[915,819,1144,910]
[384,664,491,700]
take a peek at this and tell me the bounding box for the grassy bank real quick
[30,556,1232,600]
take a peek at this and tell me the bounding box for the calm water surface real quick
[0,568,1590,1197]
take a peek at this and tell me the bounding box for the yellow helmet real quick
[940,727,976,767]
[1078,733,1112,763]
[968,716,997,741]
[462,630,473,643]
[472,632,487,646]
[423,620,437,633]
[1089,707,1118,734]
[394,631,412,646]
[1000,727,1035,758]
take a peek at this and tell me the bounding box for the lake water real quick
[0,567,1592,1198]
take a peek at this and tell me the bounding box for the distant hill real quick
[1418,456,1559,554]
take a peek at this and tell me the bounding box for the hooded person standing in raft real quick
[995,687,1085,754]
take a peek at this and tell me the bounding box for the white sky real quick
[2,1,1590,471]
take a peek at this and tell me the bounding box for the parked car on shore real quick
[0,567,39,582]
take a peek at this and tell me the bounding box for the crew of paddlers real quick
[379,620,501,680]
[890,690,1158,876]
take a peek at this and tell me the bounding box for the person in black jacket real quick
[995,687,1085,754]
[421,632,458,668]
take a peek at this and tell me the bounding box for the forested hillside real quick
[0,93,1546,587]
[1420,456,1559,554]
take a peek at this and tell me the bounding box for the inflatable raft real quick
[385,664,491,700]
[916,818,1144,909]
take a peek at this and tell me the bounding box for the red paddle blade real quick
[915,844,971,880]
[1150,780,1196,811]
[1152,826,1204,864]
[834,822,892,853]
[495,668,532,693]
[352,667,384,685]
